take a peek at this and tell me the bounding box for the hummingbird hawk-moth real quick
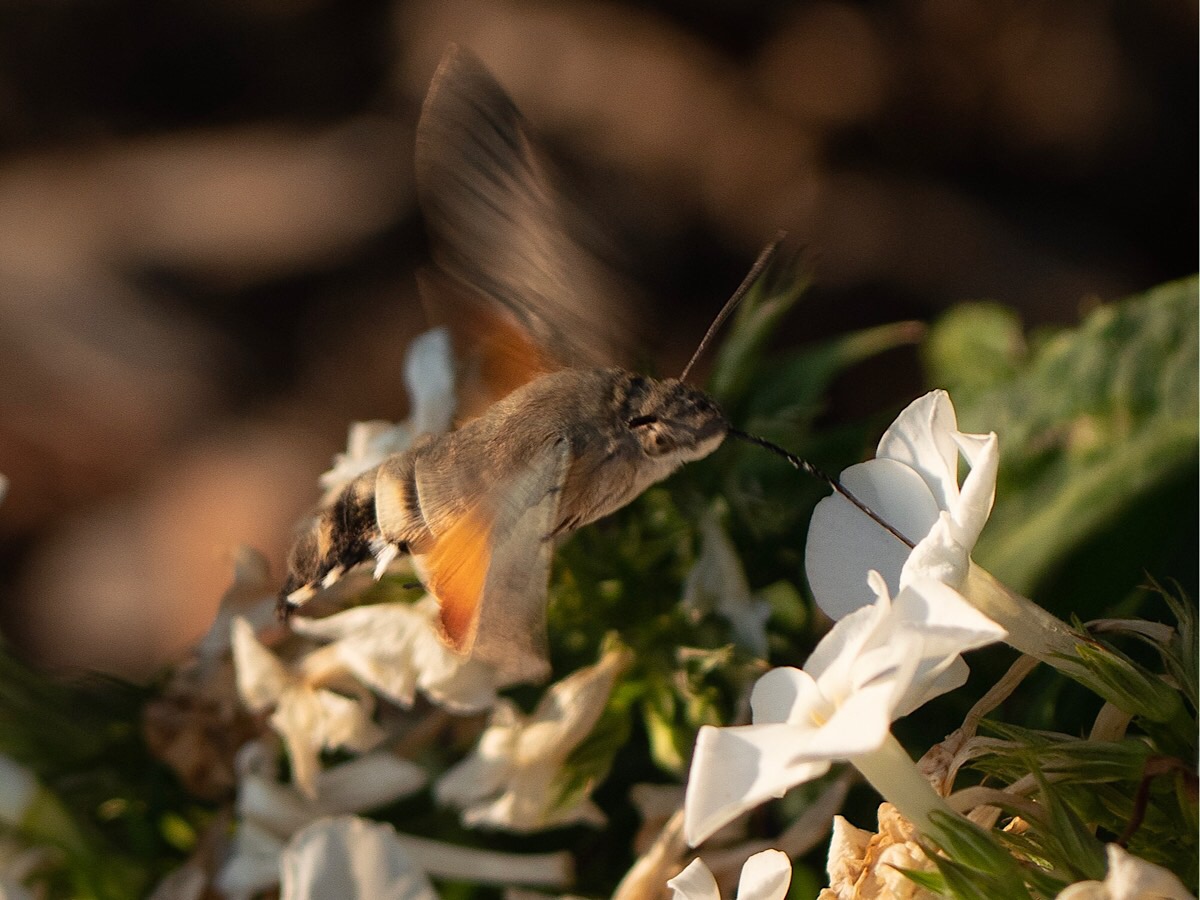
[278,46,823,685]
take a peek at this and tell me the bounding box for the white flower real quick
[218,742,572,898]
[195,547,277,668]
[231,618,384,797]
[237,742,428,835]
[683,574,1004,846]
[279,817,437,900]
[218,819,289,900]
[277,815,574,899]
[319,328,455,503]
[667,850,792,900]
[436,645,629,833]
[290,597,497,714]
[804,389,1084,667]
[682,511,771,658]
[806,390,997,619]
[216,742,429,899]
[1055,844,1194,900]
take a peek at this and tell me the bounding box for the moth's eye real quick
[627,415,658,429]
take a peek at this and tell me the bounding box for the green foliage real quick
[925,277,1199,600]
[923,811,1034,900]
[0,646,200,899]
[945,585,1199,895]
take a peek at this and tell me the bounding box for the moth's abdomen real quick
[277,463,409,616]
[375,452,437,550]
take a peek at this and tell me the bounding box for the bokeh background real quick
[0,0,1195,676]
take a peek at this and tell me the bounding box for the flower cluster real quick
[676,390,1196,899]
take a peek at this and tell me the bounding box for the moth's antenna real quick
[678,232,786,384]
[727,428,915,549]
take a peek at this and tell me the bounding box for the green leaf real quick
[930,853,1033,900]
[708,260,809,409]
[896,867,948,895]
[933,277,1199,598]
[1153,579,1198,713]
[1032,771,1107,882]
[642,686,686,774]
[923,302,1026,399]
[1066,640,1185,724]
[742,320,926,433]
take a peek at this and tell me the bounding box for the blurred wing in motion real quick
[417,440,570,684]
[415,44,637,410]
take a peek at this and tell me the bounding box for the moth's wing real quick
[415,44,637,410]
[415,268,559,418]
[417,439,570,685]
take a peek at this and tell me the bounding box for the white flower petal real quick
[316,753,427,815]
[803,677,903,758]
[319,421,408,501]
[239,766,322,836]
[949,431,998,549]
[147,863,207,900]
[293,605,423,707]
[888,577,1007,654]
[804,591,892,688]
[683,513,769,658]
[237,744,428,840]
[893,655,969,720]
[270,687,384,799]
[410,619,498,713]
[404,327,455,438]
[435,701,521,808]
[524,646,626,752]
[805,459,937,618]
[216,819,287,900]
[293,600,498,713]
[807,390,999,624]
[736,849,792,900]
[684,724,832,847]
[391,833,572,888]
[437,647,626,833]
[462,782,606,832]
[231,617,290,712]
[1101,843,1193,900]
[899,511,968,590]
[685,563,1005,850]
[1055,882,1106,899]
[279,816,437,900]
[951,428,996,473]
[667,858,721,900]
[748,667,823,726]
[876,390,962,510]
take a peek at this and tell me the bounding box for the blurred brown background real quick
[0,0,1195,676]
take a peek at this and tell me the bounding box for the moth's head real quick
[619,374,727,463]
